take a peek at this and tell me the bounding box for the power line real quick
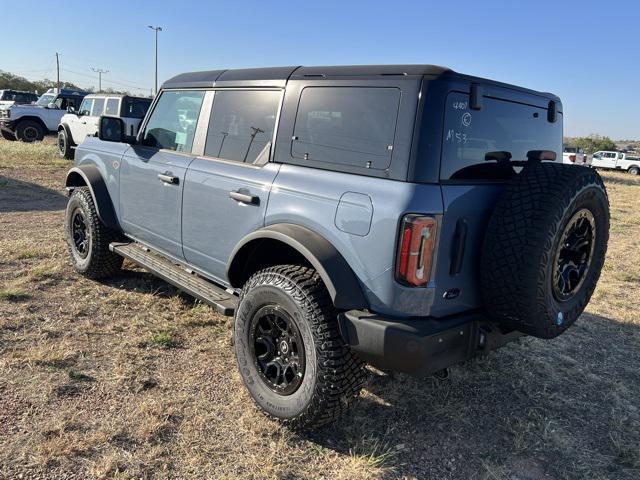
[91,67,109,92]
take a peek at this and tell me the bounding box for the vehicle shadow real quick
[599,172,640,187]
[0,175,68,212]
[301,312,640,480]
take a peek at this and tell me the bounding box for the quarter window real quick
[292,87,401,170]
[204,90,280,163]
[143,90,205,152]
[91,98,105,116]
[105,98,120,115]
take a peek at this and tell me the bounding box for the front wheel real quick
[65,187,123,278]
[15,120,44,142]
[57,129,74,159]
[234,265,366,430]
[0,130,16,141]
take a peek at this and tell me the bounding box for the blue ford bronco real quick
[64,65,610,429]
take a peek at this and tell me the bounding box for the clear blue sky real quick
[3,0,638,139]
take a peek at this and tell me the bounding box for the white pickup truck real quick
[562,146,588,166]
[591,151,640,175]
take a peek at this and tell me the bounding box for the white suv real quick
[57,94,151,159]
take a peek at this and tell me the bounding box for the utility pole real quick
[91,67,109,92]
[147,25,163,96]
[55,52,60,92]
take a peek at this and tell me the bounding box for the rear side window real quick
[143,90,205,153]
[91,98,105,116]
[204,90,280,163]
[123,98,152,118]
[292,87,400,170]
[441,92,562,180]
[105,98,120,115]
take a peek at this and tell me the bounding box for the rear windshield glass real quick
[123,98,152,118]
[441,92,562,181]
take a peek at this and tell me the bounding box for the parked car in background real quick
[57,94,152,159]
[0,89,38,107]
[591,151,640,175]
[63,65,610,429]
[0,88,87,141]
[562,146,588,166]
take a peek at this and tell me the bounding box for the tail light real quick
[569,154,576,163]
[583,154,587,164]
[396,215,437,287]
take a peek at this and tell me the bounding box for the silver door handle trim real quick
[158,173,179,185]
[229,190,259,205]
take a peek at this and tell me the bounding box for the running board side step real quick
[109,242,237,316]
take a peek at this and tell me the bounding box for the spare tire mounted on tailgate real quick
[481,162,610,339]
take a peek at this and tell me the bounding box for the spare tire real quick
[481,163,609,339]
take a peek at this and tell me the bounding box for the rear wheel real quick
[234,265,366,429]
[65,187,123,278]
[15,119,44,142]
[481,163,610,339]
[628,166,639,176]
[57,128,74,159]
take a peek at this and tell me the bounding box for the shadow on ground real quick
[299,312,640,479]
[0,176,67,212]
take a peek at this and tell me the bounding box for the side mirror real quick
[99,116,127,143]
[47,103,58,109]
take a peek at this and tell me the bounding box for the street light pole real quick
[148,25,163,96]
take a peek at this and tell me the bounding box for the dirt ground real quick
[1,138,639,480]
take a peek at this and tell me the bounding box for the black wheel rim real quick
[24,126,39,141]
[552,208,596,302]
[249,305,305,395]
[70,208,90,258]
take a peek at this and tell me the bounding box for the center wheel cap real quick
[279,340,289,354]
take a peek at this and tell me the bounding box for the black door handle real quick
[229,190,259,205]
[158,173,179,185]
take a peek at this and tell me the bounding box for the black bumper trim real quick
[338,310,522,375]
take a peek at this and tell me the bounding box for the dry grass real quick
[0,138,639,479]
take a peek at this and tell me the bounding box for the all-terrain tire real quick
[65,187,123,279]
[628,166,639,176]
[234,265,366,430]
[0,130,16,141]
[58,128,74,159]
[481,162,609,339]
[15,119,45,142]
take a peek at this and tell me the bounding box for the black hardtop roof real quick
[84,93,152,100]
[161,64,559,100]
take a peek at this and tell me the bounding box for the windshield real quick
[36,94,56,106]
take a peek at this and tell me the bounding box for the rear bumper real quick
[338,310,523,375]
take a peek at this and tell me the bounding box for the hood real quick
[0,100,15,107]
[8,103,46,111]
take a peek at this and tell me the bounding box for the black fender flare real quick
[14,116,49,132]
[65,165,120,230]
[58,123,76,146]
[227,223,368,310]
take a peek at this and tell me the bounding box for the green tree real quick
[568,135,617,154]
